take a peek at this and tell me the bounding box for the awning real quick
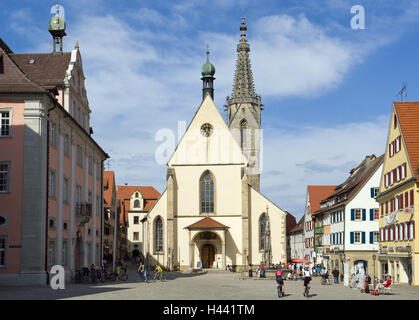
[185,217,229,230]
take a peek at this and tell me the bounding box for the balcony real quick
[76,202,92,226]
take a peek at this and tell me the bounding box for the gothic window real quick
[240,119,247,150]
[155,217,163,252]
[200,171,214,214]
[259,214,266,251]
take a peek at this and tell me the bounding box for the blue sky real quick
[2,0,419,219]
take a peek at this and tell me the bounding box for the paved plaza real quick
[1,267,418,300]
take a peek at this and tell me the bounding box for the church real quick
[142,18,287,272]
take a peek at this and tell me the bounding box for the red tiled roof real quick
[394,102,419,180]
[285,212,297,236]
[186,217,228,230]
[103,171,115,207]
[307,186,336,215]
[117,185,160,201]
[9,53,71,87]
[290,216,304,234]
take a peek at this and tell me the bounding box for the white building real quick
[314,154,384,284]
[290,217,305,260]
[141,19,287,271]
[303,186,336,264]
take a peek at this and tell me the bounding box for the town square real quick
[1,0,419,307]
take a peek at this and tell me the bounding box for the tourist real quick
[332,268,339,283]
[375,275,392,291]
[248,264,253,277]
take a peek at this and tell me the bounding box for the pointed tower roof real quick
[231,17,257,103]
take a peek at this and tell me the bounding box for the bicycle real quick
[277,285,284,298]
[304,285,310,297]
[152,271,165,282]
[117,272,128,281]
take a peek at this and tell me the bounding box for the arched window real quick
[259,214,266,250]
[135,192,139,198]
[134,199,140,208]
[240,119,247,150]
[200,171,214,214]
[155,217,163,252]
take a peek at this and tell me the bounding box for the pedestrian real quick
[332,268,339,283]
[248,264,253,278]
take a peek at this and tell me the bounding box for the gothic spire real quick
[231,17,257,102]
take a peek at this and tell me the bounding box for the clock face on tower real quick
[200,123,213,137]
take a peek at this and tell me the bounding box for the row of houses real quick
[290,102,419,286]
[0,26,158,284]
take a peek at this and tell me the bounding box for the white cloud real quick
[261,115,389,218]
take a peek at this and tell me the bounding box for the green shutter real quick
[370,231,374,244]
[362,209,366,221]
[370,209,374,221]
[350,232,354,244]
[362,232,366,244]
[351,209,355,221]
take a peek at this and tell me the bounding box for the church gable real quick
[168,95,247,166]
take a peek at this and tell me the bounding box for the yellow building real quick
[376,102,419,285]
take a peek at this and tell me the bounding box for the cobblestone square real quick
[1,268,418,300]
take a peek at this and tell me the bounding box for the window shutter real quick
[351,209,355,221]
[388,144,391,157]
[361,232,365,244]
[370,188,374,198]
[402,163,406,179]
[370,209,374,221]
[350,232,354,244]
[369,231,373,244]
[362,209,366,221]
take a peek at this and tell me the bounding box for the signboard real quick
[385,210,397,226]
[403,206,414,214]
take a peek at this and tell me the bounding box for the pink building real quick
[0,36,108,285]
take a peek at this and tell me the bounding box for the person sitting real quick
[375,275,392,291]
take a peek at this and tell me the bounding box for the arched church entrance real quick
[202,244,215,268]
[192,231,222,269]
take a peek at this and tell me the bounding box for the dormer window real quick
[134,199,140,208]
[135,192,139,198]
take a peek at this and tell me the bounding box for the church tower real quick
[201,48,216,101]
[226,17,262,191]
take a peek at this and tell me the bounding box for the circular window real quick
[200,123,213,137]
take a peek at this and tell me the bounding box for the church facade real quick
[142,18,287,272]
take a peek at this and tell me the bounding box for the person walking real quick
[332,268,340,283]
[248,264,253,278]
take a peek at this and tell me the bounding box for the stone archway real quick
[191,231,224,269]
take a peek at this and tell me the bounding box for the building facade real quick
[0,34,108,285]
[103,171,118,267]
[289,217,304,260]
[314,155,383,284]
[303,186,336,264]
[376,102,419,285]
[142,18,287,272]
[117,185,160,259]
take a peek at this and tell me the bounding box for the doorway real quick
[202,244,215,268]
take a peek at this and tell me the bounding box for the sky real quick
[2,0,419,220]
